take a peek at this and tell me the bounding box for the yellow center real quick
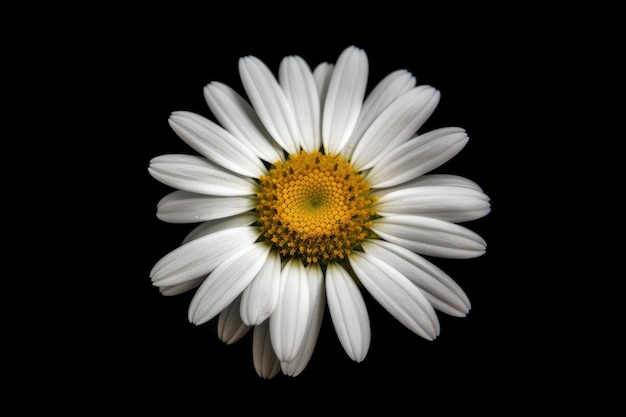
[256,150,377,264]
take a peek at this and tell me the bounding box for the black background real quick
[19,5,600,413]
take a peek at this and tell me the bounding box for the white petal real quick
[322,46,368,154]
[350,86,440,171]
[204,82,284,163]
[312,62,334,100]
[156,190,257,223]
[150,226,260,287]
[217,295,251,344]
[372,185,491,223]
[325,263,370,362]
[269,258,310,362]
[252,320,281,379]
[341,69,416,158]
[281,263,325,377]
[362,239,470,317]
[373,174,485,196]
[366,127,469,189]
[371,215,486,259]
[240,250,282,326]
[168,111,266,178]
[279,55,321,152]
[159,277,204,296]
[239,56,301,154]
[349,251,440,340]
[148,154,258,196]
[189,242,271,325]
[182,212,258,244]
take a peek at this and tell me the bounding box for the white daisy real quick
[149,45,490,379]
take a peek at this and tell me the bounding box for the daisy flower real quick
[149,45,490,378]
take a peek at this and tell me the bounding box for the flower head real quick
[149,45,490,378]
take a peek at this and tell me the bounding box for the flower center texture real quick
[257,150,377,264]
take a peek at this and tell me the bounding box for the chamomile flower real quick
[149,45,490,378]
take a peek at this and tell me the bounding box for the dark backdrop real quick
[31,6,580,413]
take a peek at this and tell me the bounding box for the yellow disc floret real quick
[257,150,377,264]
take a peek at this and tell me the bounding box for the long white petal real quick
[150,226,260,287]
[341,69,416,158]
[240,250,282,326]
[373,174,485,196]
[156,190,257,223]
[182,212,258,244]
[217,295,251,344]
[322,46,368,154]
[252,320,281,379]
[281,263,325,377]
[349,251,440,340]
[366,127,469,189]
[313,62,334,100]
[362,239,470,317]
[279,55,321,152]
[189,242,271,325]
[149,154,258,196]
[371,215,486,259]
[239,56,301,154]
[350,86,440,171]
[325,263,370,362]
[204,82,284,163]
[159,277,204,296]
[269,258,310,363]
[168,111,266,178]
[372,185,491,223]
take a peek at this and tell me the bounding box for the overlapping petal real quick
[312,62,334,99]
[168,111,266,178]
[158,277,204,296]
[281,263,325,377]
[279,55,321,152]
[325,262,370,362]
[372,185,491,223]
[362,239,470,317]
[341,69,416,158]
[350,86,440,171]
[371,215,487,259]
[181,212,258,244]
[269,258,310,363]
[373,174,485,196]
[239,56,302,154]
[150,226,261,287]
[188,242,271,325]
[156,190,257,223]
[149,154,258,196]
[240,250,282,326]
[204,82,284,163]
[366,127,469,189]
[322,46,368,154]
[217,295,251,344]
[349,251,440,340]
[252,321,281,379]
